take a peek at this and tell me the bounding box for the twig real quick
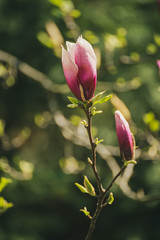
[84,108,104,194]
[83,107,127,240]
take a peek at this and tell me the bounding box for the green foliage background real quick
[0,0,160,239]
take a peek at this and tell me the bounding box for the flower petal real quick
[157,59,160,69]
[115,110,134,161]
[66,41,76,63]
[77,36,97,62]
[75,37,97,99]
[62,46,81,100]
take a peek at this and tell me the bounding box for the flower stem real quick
[83,107,127,240]
[84,108,104,194]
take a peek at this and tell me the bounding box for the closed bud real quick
[61,36,97,101]
[157,0,160,12]
[157,60,160,69]
[115,110,135,161]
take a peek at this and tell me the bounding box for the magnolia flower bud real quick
[62,36,97,101]
[157,0,160,11]
[157,60,160,69]
[115,110,135,161]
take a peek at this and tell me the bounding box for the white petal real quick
[66,41,76,63]
[61,45,78,83]
[76,36,97,63]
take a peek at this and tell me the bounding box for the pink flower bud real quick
[115,110,135,161]
[157,60,160,69]
[157,0,160,11]
[62,36,97,101]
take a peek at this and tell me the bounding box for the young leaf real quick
[0,177,12,193]
[107,192,114,205]
[91,107,103,116]
[67,96,79,104]
[81,120,88,127]
[75,183,88,194]
[124,160,137,167]
[91,107,96,116]
[80,207,92,219]
[0,197,13,213]
[87,157,93,165]
[91,91,106,105]
[95,138,104,146]
[98,94,112,104]
[67,103,78,108]
[93,110,103,116]
[83,176,96,197]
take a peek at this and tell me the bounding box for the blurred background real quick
[0,0,160,239]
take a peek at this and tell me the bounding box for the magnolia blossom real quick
[62,36,97,101]
[157,0,160,11]
[157,60,160,69]
[115,110,134,161]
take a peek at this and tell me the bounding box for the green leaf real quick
[107,192,114,205]
[91,91,106,105]
[83,176,96,197]
[75,183,88,194]
[37,31,54,49]
[98,94,112,104]
[95,138,104,145]
[70,9,81,18]
[0,197,13,213]
[49,0,62,7]
[91,107,103,116]
[124,160,137,167]
[67,96,79,104]
[87,157,93,165]
[81,120,88,127]
[91,107,96,115]
[80,207,92,219]
[67,103,78,108]
[94,110,103,115]
[0,177,12,193]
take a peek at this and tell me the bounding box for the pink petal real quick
[115,110,134,161]
[62,46,81,100]
[77,36,97,62]
[75,37,97,99]
[66,41,76,63]
[157,60,160,69]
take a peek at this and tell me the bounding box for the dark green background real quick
[0,0,160,239]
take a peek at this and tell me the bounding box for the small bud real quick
[87,157,93,165]
[95,138,104,146]
[115,110,135,161]
[81,120,88,127]
[91,91,106,105]
[124,160,137,167]
[67,103,78,108]
[75,183,88,194]
[91,107,103,116]
[157,0,160,12]
[84,176,96,197]
[157,60,160,69]
[107,192,114,205]
[67,96,79,104]
[91,107,96,116]
[95,138,99,146]
[80,207,92,219]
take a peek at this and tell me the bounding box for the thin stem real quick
[85,196,103,240]
[104,165,126,195]
[84,165,126,240]
[83,107,127,240]
[84,108,104,194]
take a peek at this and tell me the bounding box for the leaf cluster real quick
[0,177,13,214]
